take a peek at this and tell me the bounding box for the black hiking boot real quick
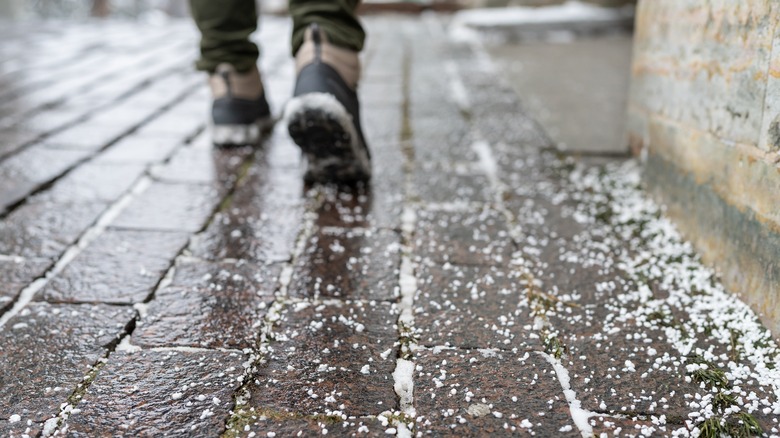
[209,63,273,147]
[284,24,371,183]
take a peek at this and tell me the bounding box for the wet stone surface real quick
[229,414,390,438]
[414,208,514,267]
[0,201,107,260]
[0,258,49,311]
[133,260,281,350]
[0,419,42,438]
[413,167,492,204]
[149,142,252,189]
[39,230,189,304]
[248,301,399,417]
[0,145,91,212]
[0,303,135,422]
[289,227,401,301]
[563,329,706,423]
[111,182,220,232]
[64,350,245,437]
[415,263,537,349]
[188,151,304,263]
[29,162,146,205]
[414,348,578,436]
[43,122,129,151]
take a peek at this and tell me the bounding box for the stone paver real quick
[39,230,189,304]
[0,15,778,438]
[0,303,135,423]
[247,301,399,417]
[414,348,578,436]
[133,260,281,349]
[414,263,537,349]
[64,350,245,436]
[289,227,401,301]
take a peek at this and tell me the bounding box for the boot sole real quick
[212,116,275,147]
[284,92,371,183]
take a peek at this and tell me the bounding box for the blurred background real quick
[0,0,634,20]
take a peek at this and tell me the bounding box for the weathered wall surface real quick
[628,0,780,335]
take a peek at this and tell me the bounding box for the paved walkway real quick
[0,15,779,438]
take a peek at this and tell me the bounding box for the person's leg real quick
[189,0,259,73]
[288,0,366,56]
[284,0,371,183]
[189,0,271,146]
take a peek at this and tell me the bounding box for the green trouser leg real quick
[289,0,365,55]
[188,0,259,73]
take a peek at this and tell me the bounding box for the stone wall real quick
[627,0,780,336]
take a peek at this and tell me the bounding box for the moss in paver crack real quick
[397,320,418,360]
[223,406,345,438]
[684,355,763,437]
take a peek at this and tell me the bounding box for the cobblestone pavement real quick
[1,15,779,438]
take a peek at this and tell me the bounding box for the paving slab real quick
[110,182,220,232]
[133,260,281,349]
[0,258,49,312]
[414,348,578,436]
[64,350,245,437]
[289,227,401,301]
[0,200,107,260]
[0,303,135,423]
[39,230,189,304]
[247,301,399,417]
[415,263,537,349]
[414,208,515,267]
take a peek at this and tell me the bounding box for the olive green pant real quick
[189,0,365,73]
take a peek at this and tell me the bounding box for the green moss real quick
[698,416,727,438]
[727,412,763,437]
[543,335,567,360]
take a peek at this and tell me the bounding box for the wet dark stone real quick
[189,161,304,263]
[94,134,182,164]
[39,230,189,304]
[0,201,107,259]
[289,228,401,301]
[564,335,702,422]
[65,350,245,437]
[413,167,492,204]
[133,260,281,349]
[248,301,399,417]
[0,303,135,422]
[414,348,578,436]
[0,419,41,437]
[414,208,514,266]
[30,162,146,204]
[589,415,680,437]
[111,183,220,232]
[415,263,538,349]
[0,258,50,312]
[229,413,389,438]
[0,145,91,213]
